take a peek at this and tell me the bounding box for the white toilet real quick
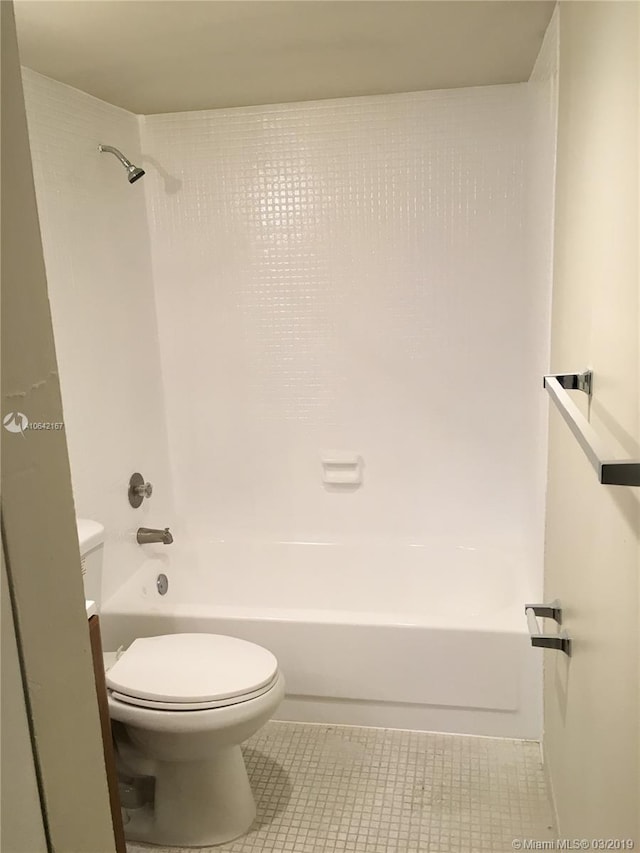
[107,633,284,847]
[78,520,285,847]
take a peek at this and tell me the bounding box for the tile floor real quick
[126,720,556,853]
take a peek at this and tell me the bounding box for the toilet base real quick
[123,745,257,847]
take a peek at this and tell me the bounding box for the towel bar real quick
[544,370,640,487]
[525,602,571,655]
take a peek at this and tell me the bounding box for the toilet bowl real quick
[105,632,285,848]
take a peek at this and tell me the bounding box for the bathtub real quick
[100,540,541,739]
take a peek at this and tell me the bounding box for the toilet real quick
[78,520,284,847]
[107,633,284,847]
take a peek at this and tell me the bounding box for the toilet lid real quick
[105,633,278,706]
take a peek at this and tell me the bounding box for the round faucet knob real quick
[128,473,153,508]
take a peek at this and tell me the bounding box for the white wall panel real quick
[141,86,546,567]
[22,69,175,602]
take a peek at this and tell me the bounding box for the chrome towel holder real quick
[544,370,640,487]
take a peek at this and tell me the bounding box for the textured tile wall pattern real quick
[141,85,549,562]
[22,69,175,601]
[21,70,554,608]
[126,721,557,853]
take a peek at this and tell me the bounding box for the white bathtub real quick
[100,540,541,739]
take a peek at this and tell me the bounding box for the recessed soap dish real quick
[321,452,363,486]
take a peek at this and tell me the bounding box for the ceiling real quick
[14,0,555,115]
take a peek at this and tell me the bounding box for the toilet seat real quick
[109,672,280,711]
[106,633,279,711]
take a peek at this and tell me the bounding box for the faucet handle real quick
[136,482,153,499]
[128,472,153,507]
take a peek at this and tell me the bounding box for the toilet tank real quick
[76,518,104,605]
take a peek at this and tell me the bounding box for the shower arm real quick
[98,144,133,168]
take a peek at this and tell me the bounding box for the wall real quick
[1,2,116,848]
[1,546,47,853]
[526,7,558,585]
[543,1,639,837]
[141,85,549,587]
[21,69,175,603]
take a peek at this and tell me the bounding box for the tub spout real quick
[137,527,173,545]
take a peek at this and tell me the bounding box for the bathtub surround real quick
[141,83,549,578]
[21,69,175,603]
[22,49,556,740]
[136,79,554,738]
[543,2,640,838]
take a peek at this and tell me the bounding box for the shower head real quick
[98,144,145,184]
[127,165,145,184]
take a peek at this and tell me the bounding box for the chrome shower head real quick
[98,144,145,184]
[127,165,145,184]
